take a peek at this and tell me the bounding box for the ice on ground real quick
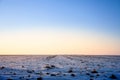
[0,55,120,80]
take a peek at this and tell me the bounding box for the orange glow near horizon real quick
[0,29,120,55]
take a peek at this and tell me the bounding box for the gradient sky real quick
[0,0,120,55]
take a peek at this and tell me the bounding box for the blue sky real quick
[0,0,120,55]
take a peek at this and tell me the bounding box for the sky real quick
[0,0,120,55]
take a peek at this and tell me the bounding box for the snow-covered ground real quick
[0,55,120,80]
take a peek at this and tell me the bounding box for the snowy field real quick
[0,55,120,80]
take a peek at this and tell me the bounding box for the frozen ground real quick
[0,55,120,80]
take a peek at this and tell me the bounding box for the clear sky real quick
[0,0,120,55]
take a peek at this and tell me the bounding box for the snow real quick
[0,55,120,80]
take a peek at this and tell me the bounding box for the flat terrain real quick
[0,55,120,80]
